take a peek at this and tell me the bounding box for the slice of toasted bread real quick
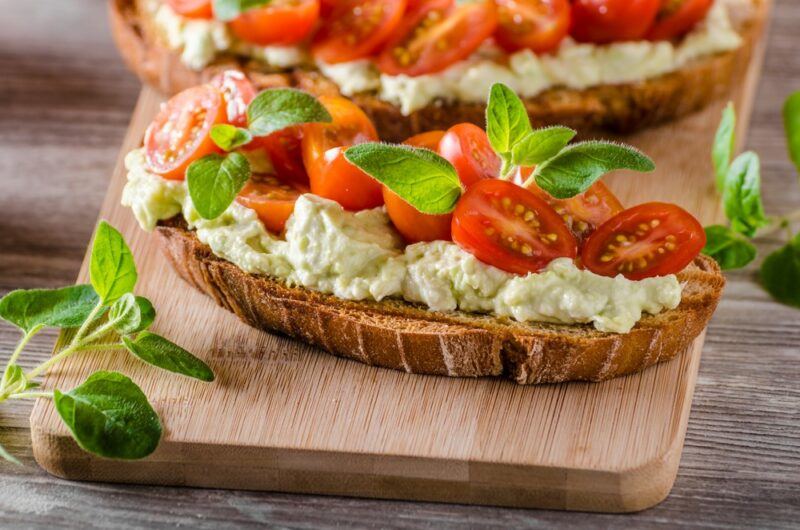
[154,216,725,385]
[108,0,760,142]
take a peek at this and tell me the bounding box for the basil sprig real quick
[213,0,272,21]
[0,221,215,463]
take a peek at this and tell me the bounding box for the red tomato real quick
[403,130,446,151]
[570,0,660,44]
[494,0,570,53]
[301,95,383,210]
[145,85,226,180]
[312,0,407,64]
[166,0,212,18]
[581,202,706,280]
[260,126,309,186]
[209,70,256,127]
[452,179,577,274]
[227,0,320,46]
[376,0,498,76]
[439,123,501,188]
[235,175,307,234]
[647,0,713,40]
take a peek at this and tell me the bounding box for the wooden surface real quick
[0,0,797,527]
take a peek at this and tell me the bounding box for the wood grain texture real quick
[0,0,798,527]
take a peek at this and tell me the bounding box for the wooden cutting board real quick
[29,6,770,512]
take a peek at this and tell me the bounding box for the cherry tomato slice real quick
[570,0,660,44]
[494,0,570,54]
[209,70,257,127]
[166,0,212,19]
[235,175,307,234]
[145,84,226,180]
[581,202,706,280]
[312,0,407,64]
[647,0,713,40]
[439,123,501,188]
[377,0,498,76]
[301,96,383,210]
[260,126,309,186]
[452,179,577,275]
[227,0,320,46]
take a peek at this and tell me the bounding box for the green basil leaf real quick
[213,0,271,21]
[344,143,462,215]
[702,225,757,270]
[713,102,736,192]
[133,296,156,333]
[210,124,253,152]
[783,91,800,177]
[109,293,141,335]
[0,442,21,466]
[247,88,332,137]
[122,332,214,382]
[511,126,576,166]
[722,151,769,237]
[187,152,251,220]
[0,285,100,333]
[760,233,800,308]
[533,141,655,199]
[54,371,162,460]
[486,83,532,157]
[90,221,138,305]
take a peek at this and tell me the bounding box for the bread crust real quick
[154,217,725,384]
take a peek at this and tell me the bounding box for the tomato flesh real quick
[167,0,212,18]
[452,179,577,275]
[439,123,501,188]
[227,0,320,46]
[570,0,660,44]
[145,84,226,180]
[209,70,256,127]
[494,0,570,53]
[581,202,705,280]
[647,0,713,40]
[260,126,309,186]
[312,0,407,64]
[235,175,307,234]
[377,0,498,76]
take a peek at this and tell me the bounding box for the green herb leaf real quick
[713,102,736,192]
[702,225,757,270]
[344,143,462,215]
[760,233,800,309]
[90,221,138,305]
[511,126,576,166]
[133,296,156,334]
[247,88,332,137]
[210,124,253,152]
[722,151,769,237]
[783,91,800,177]
[109,293,142,335]
[187,152,251,220]
[2,365,33,395]
[213,0,271,21]
[0,285,100,333]
[533,141,655,199]
[122,332,214,382]
[53,371,162,460]
[486,83,532,158]
[0,442,21,466]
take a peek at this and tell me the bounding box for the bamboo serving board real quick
[29,6,769,512]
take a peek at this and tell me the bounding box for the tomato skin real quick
[166,0,212,18]
[312,0,407,64]
[403,130,446,151]
[494,0,570,53]
[209,70,256,127]
[376,0,498,76]
[570,0,660,44]
[235,175,307,234]
[310,147,385,210]
[581,202,706,280]
[260,126,309,186]
[452,179,577,275]
[145,84,227,181]
[647,0,713,40]
[227,0,320,46]
[439,123,501,188]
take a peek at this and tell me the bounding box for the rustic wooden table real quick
[0,1,798,528]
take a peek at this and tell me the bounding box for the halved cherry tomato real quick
[301,95,383,210]
[647,0,713,40]
[439,123,501,188]
[166,0,212,19]
[145,84,226,180]
[494,0,570,53]
[235,175,307,234]
[570,0,660,44]
[312,0,407,64]
[227,0,320,46]
[376,0,498,76]
[209,70,256,127]
[260,126,309,186]
[581,202,705,280]
[452,179,577,274]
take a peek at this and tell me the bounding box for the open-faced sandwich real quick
[110,0,762,141]
[121,72,724,384]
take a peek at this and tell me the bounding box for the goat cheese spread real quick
[121,148,682,333]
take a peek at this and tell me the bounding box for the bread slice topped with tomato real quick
[109,0,763,141]
[121,74,724,384]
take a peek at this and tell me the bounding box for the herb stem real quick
[73,343,126,353]
[69,301,105,347]
[8,390,54,400]
[755,209,800,239]
[0,326,42,391]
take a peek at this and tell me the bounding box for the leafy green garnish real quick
[122,332,215,382]
[760,233,800,308]
[0,285,99,333]
[713,102,737,192]
[783,91,800,178]
[486,83,532,162]
[722,151,769,237]
[210,124,253,152]
[187,152,251,220]
[511,126,576,167]
[213,0,272,22]
[247,88,332,137]
[90,221,138,305]
[703,225,757,270]
[109,293,143,335]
